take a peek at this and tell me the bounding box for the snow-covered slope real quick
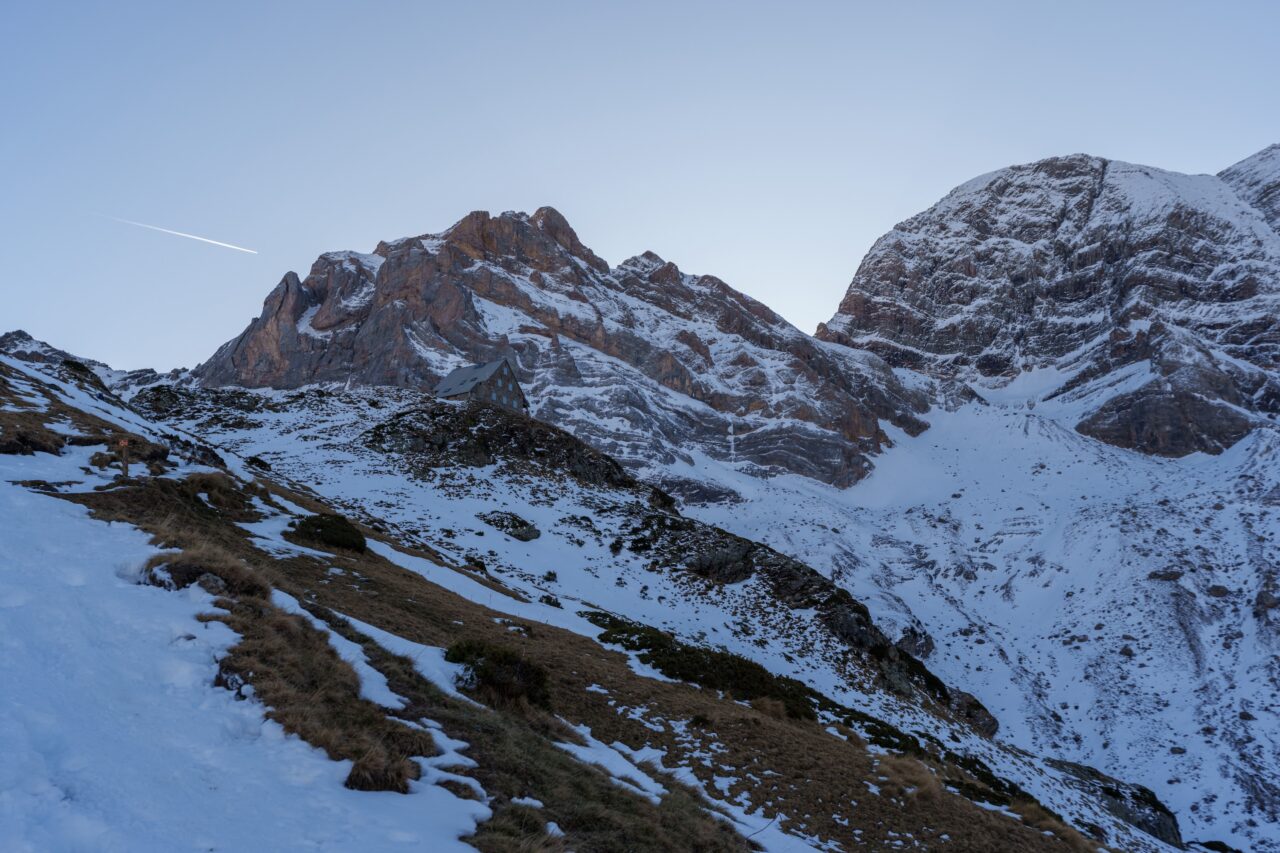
[0,356,489,852]
[1,349,1181,851]
[1221,143,1280,231]
[125,374,1185,851]
[676,363,1280,852]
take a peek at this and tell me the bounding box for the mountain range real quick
[3,143,1278,852]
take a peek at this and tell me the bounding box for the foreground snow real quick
[0,450,488,852]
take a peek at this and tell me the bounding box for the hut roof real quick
[434,359,512,397]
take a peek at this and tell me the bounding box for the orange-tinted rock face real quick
[195,207,928,489]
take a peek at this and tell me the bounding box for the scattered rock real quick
[478,511,540,542]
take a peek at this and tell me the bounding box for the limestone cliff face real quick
[818,151,1280,456]
[195,207,928,489]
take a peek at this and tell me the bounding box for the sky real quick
[2,1,1278,371]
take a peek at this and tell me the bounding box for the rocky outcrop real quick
[363,401,641,493]
[818,151,1280,457]
[196,208,929,489]
[1047,759,1182,848]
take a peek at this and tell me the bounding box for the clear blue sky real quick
[3,1,1277,370]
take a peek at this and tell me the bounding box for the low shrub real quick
[184,472,252,515]
[296,513,367,552]
[445,639,551,708]
[584,612,815,720]
[749,696,789,721]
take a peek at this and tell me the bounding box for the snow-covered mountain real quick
[818,152,1280,458]
[681,372,1279,852]
[182,145,1280,851]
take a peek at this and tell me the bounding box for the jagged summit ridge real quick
[818,149,1280,456]
[195,206,929,490]
[1220,143,1280,231]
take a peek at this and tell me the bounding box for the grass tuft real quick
[446,639,552,709]
[144,542,271,599]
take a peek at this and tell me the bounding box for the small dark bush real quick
[1199,841,1245,853]
[0,429,63,456]
[538,593,563,609]
[584,612,815,720]
[296,513,366,552]
[61,358,92,375]
[445,639,550,708]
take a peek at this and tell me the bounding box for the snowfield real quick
[676,372,1280,852]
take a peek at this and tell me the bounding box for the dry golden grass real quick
[876,753,944,805]
[1011,802,1104,853]
[144,541,271,599]
[68,473,437,794]
[209,602,436,793]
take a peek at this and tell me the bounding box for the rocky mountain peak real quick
[374,207,610,277]
[0,329,39,352]
[819,150,1280,456]
[194,208,929,491]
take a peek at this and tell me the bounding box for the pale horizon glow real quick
[106,217,258,255]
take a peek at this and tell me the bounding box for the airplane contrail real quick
[108,217,258,254]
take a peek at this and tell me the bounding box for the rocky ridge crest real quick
[195,208,928,490]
